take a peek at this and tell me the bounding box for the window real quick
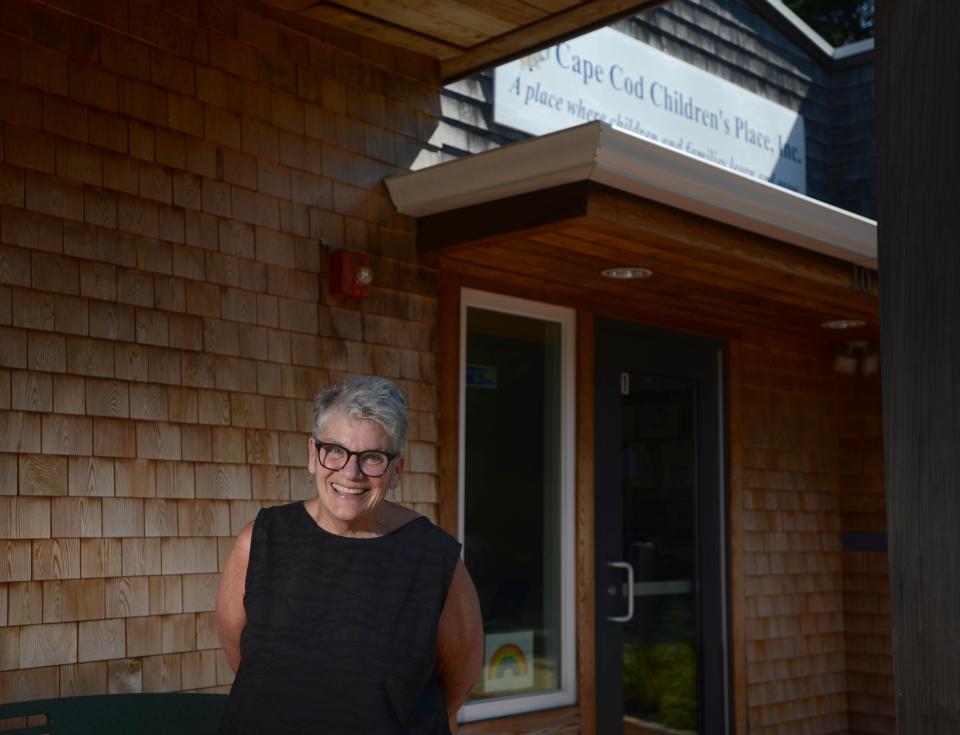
[459,288,576,721]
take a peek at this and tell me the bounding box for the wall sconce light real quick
[329,250,372,299]
[822,318,865,330]
[860,350,880,376]
[833,340,879,376]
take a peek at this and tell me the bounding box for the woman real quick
[217,376,484,733]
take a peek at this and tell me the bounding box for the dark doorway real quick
[595,318,728,734]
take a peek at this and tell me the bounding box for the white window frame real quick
[457,287,578,723]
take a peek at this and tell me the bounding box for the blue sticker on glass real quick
[466,364,498,389]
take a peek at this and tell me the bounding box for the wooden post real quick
[437,276,461,538]
[877,1,960,729]
[575,311,597,735]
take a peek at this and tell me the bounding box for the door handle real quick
[606,561,635,623]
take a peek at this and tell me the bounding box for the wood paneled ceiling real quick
[421,182,880,343]
[263,0,665,80]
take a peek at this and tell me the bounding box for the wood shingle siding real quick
[0,0,442,703]
[0,0,893,731]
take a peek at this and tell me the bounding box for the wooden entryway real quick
[595,319,727,734]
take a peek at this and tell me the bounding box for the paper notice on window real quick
[483,630,535,692]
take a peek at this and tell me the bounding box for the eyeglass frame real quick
[313,440,400,478]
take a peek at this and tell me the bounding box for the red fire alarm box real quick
[329,250,372,299]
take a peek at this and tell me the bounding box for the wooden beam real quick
[459,704,579,733]
[726,340,748,735]
[877,1,960,729]
[441,0,668,81]
[418,181,591,262]
[575,310,597,735]
[437,277,461,538]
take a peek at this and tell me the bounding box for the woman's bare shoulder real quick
[380,500,422,531]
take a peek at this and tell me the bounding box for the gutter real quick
[385,121,877,269]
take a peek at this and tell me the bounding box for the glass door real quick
[595,319,727,735]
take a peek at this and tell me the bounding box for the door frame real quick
[594,317,731,734]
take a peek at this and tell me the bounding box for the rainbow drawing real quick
[489,644,528,677]
[483,631,534,692]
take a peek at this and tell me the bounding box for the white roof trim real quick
[833,37,874,60]
[764,0,874,59]
[385,122,877,268]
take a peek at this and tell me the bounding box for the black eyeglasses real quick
[314,441,398,478]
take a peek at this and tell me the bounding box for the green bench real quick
[0,693,228,734]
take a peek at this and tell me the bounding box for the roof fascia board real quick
[833,37,874,60]
[592,129,876,265]
[764,0,834,56]
[750,0,874,67]
[385,122,877,268]
[386,124,604,217]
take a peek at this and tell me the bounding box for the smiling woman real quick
[215,376,484,734]
[307,410,405,537]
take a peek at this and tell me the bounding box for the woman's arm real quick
[216,521,254,673]
[436,559,484,733]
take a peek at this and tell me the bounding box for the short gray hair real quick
[312,376,408,452]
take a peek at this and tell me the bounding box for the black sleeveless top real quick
[218,501,462,734]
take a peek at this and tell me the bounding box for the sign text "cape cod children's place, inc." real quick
[493,27,806,193]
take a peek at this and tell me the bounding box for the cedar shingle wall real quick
[741,334,845,734]
[839,373,893,735]
[0,0,440,702]
[739,333,892,733]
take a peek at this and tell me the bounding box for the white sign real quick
[494,28,807,193]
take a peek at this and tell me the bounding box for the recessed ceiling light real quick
[822,319,865,330]
[601,267,652,280]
